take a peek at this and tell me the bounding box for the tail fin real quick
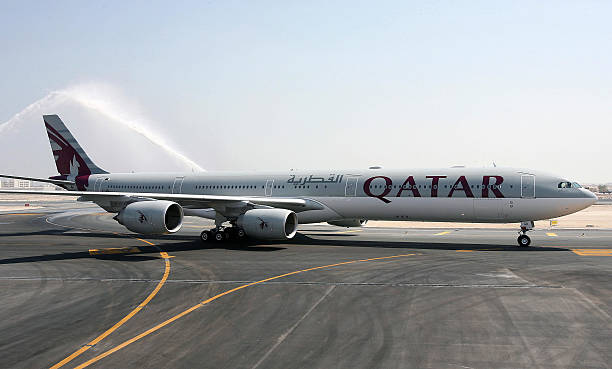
[43,115,108,179]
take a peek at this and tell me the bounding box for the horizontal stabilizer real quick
[0,174,73,187]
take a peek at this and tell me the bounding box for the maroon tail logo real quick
[45,122,91,190]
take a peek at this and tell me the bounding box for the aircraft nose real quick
[581,188,598,205]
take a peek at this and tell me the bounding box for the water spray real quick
[0,84,205,172]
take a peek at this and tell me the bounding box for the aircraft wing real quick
[0,189,324,212]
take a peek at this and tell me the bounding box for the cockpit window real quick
[558,181,579,189]
[572,182,582,188]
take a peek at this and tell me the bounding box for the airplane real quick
[0,115,597,247]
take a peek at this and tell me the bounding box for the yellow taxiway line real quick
[73,253,416,368]
[50,238,172,369]
[434,231,451,236]
[571,249,612,256]
[88,247,142,256]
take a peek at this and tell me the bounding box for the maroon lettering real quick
[482,175,504,198]
[396,176,421,197]
[426,175,446,197]
[364,176,393,203]
[448,176,474,198]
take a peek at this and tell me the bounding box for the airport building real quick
[0,179,28,188]
[0,178,56,190]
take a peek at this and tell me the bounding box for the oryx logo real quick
[45,122,90,178]
[137,211,148,224]
[257,217,269,230]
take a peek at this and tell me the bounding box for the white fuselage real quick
[83,167,597,224]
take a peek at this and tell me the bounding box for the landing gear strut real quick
[517,221,534,247]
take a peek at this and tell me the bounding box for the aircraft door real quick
[521,175,535,198]
[265,179,274,196]
[172,177,185,194]
[345,177,358,197]
[93,177,103,191]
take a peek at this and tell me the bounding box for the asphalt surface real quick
[0,204,611,369]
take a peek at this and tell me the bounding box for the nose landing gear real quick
[517,234,531,247]
[517,221,534,247]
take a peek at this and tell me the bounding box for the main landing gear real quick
[517,221,534,247]
[200,227,246,243]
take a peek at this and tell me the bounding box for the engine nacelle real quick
[237,209,298,240]
[327,219,368,227]
[115,200,183,235]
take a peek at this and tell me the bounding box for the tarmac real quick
[0,202,611,369]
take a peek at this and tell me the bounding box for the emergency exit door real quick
[521,175,535,198]
[265,179,274,196]
[345,177,358,196]
[172,177,184,194]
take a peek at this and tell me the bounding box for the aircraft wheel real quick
[237,228,246,239]
[517,235,531,247]
[215,231,225,242]
[200,230,211,243]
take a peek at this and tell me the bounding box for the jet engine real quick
[327,219,368,227]
[114,200,183,235]
[237,209,298,240]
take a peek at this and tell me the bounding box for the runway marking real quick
[333,229,362,234]
[571,249,612,256]
[546,232,558,237]
[251,285,336,369]
[456,248,504,252]
[0,276,562,288]
[73,253,416,368]
[434,231,451,236]
[50,238,172,369]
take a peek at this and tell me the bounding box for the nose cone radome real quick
[580,188,598,206]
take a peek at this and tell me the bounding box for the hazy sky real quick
[1,1,611,182]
